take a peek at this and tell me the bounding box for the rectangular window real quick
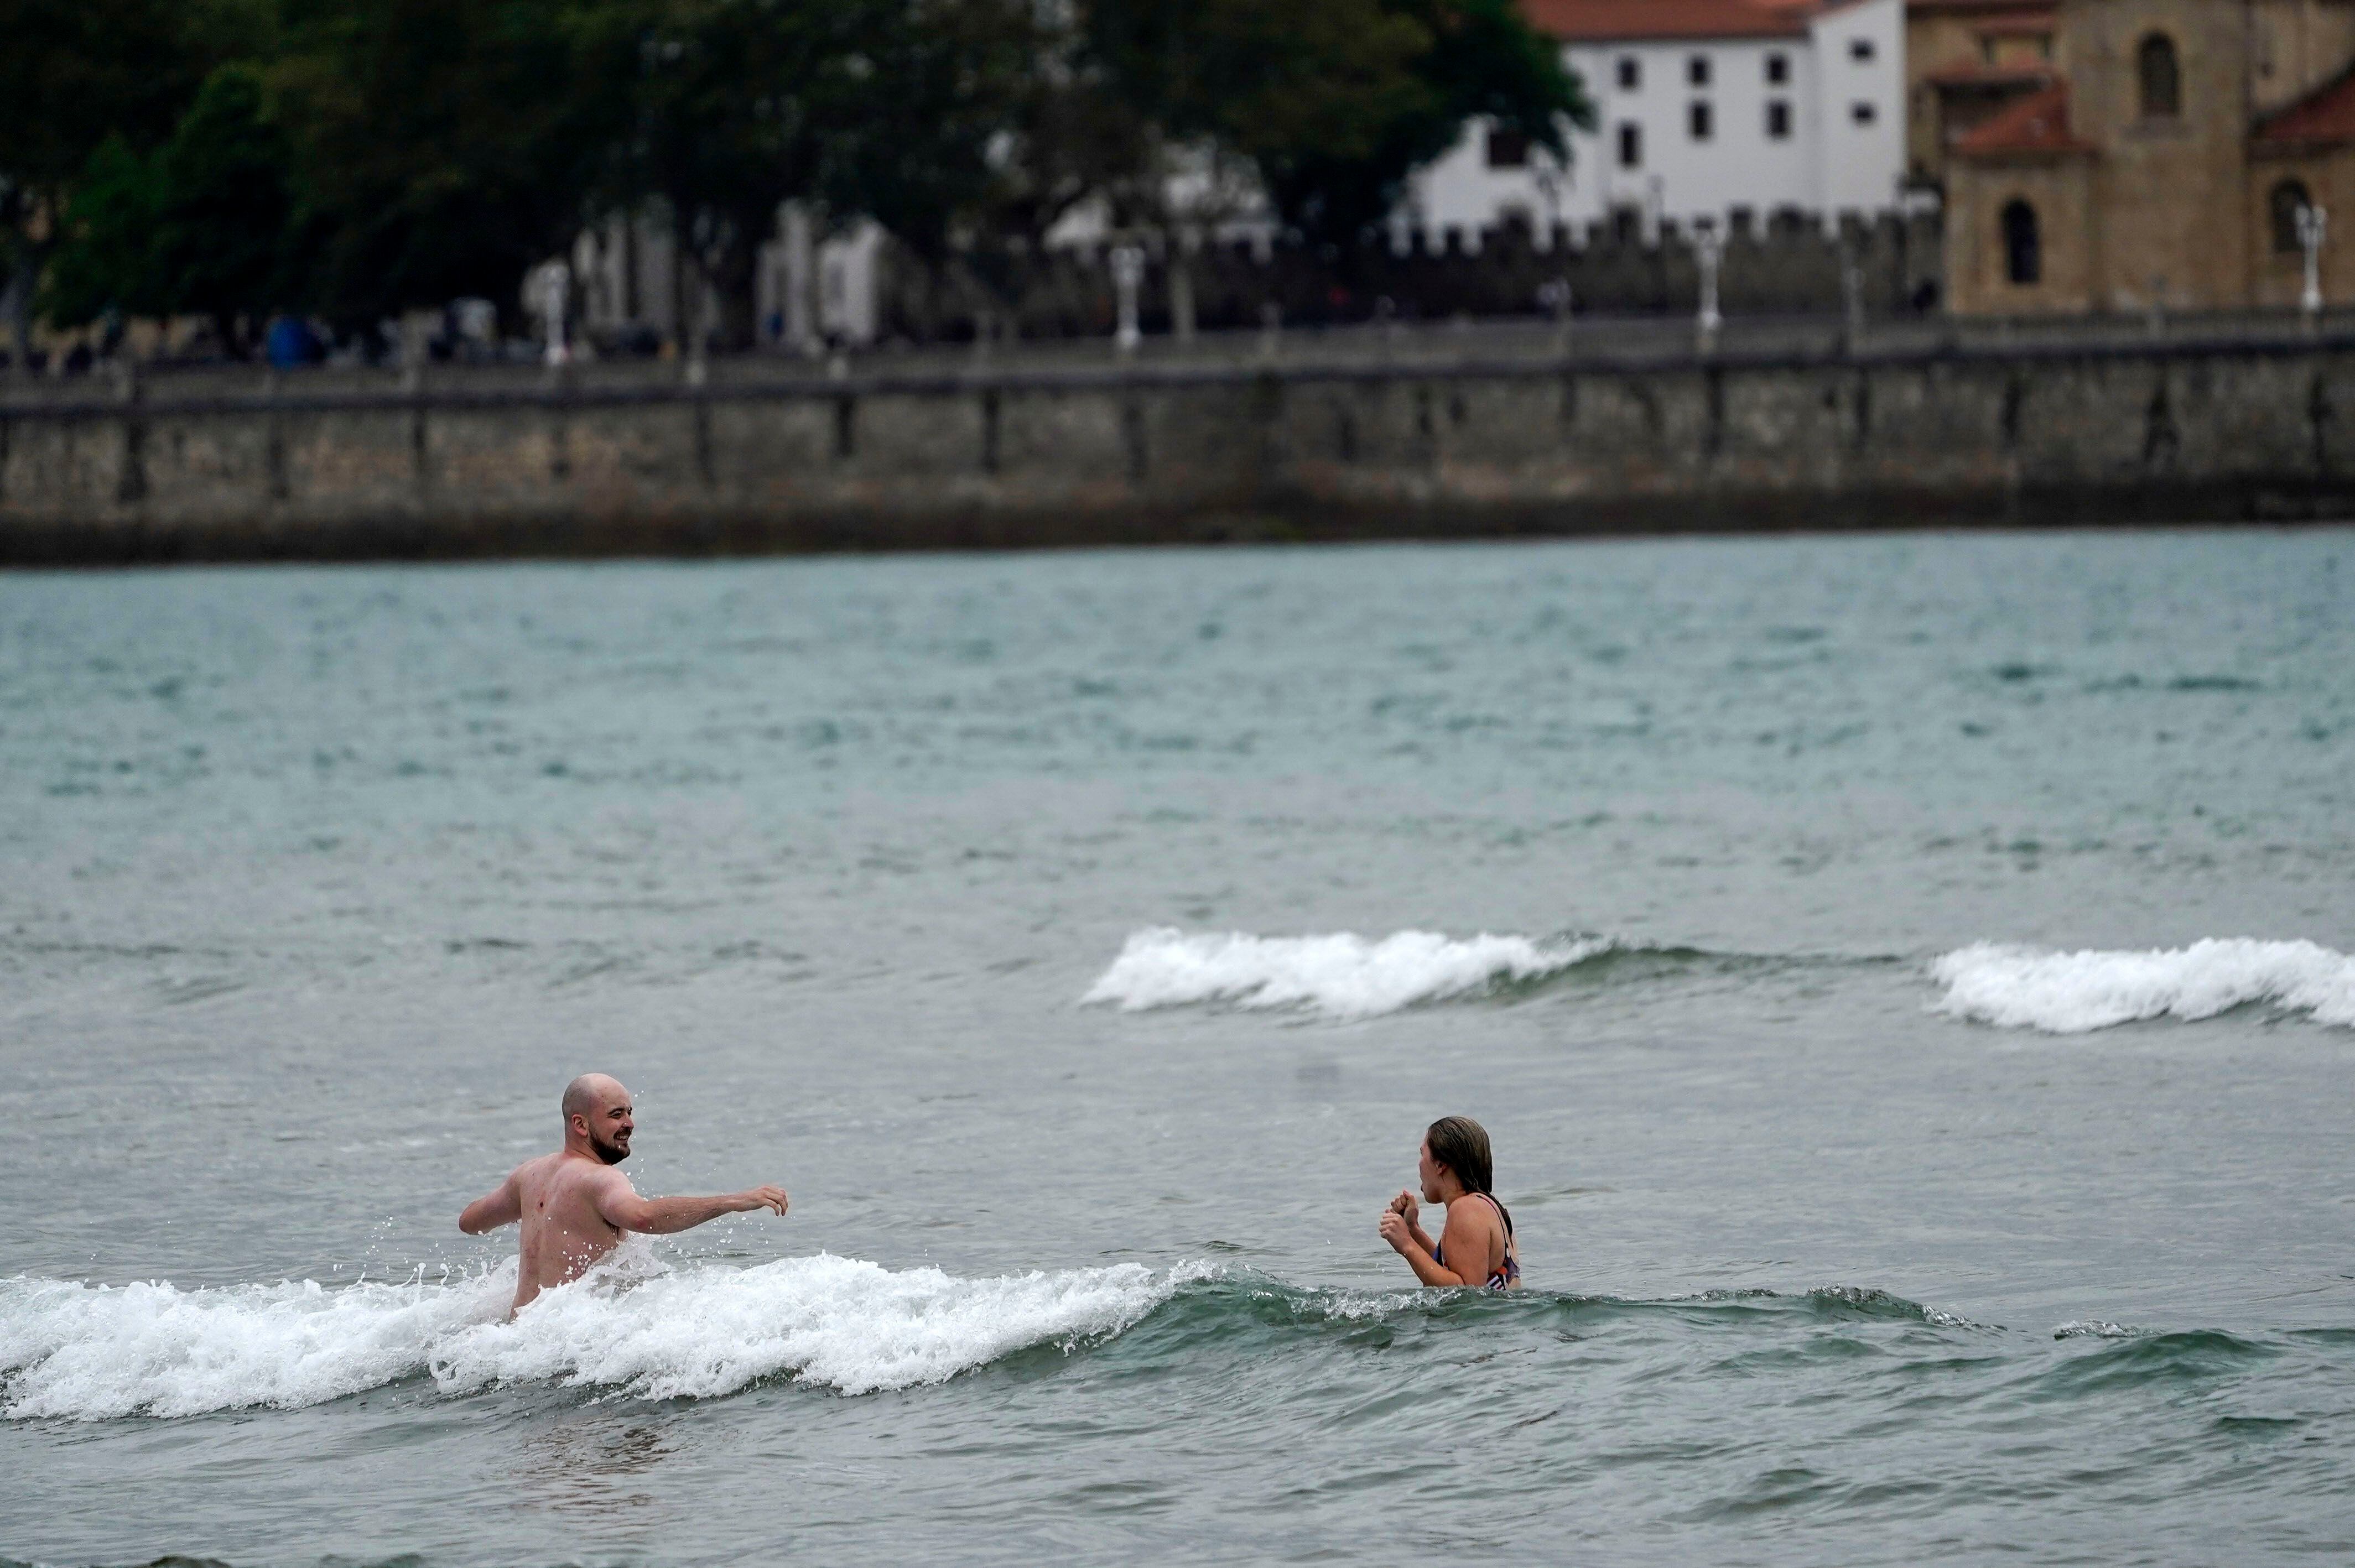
[1688,54,1711,86]
[1617,56,1640,90]
[1766,53,1789,84]
[1849,38,1876,61]
[1690,100,1713,140]
[1485,126,1530,168]
[1617,121,1642,168]
[1850,100,1877,124]
[1766,100,1792,138]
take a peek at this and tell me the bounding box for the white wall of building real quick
[1407,0,1906,242]
[1809,0,1906,215]
[1567,34,1823,228]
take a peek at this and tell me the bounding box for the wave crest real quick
[1082,927,1609,1020]
[432,1253,1187,1401]
[4,1264,2013,1423]
[1928,939,2355,1034]
[0,1253,1193,1420]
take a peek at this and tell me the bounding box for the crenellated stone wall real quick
[887,212,1943,342]
[4,336,2353,564]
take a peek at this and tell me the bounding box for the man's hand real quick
[732,1185,790,1217]
[1378,1206,1415,1255]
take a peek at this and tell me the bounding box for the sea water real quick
[2,533,2351,1564]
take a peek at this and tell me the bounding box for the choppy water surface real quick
[3,533,2353,1565]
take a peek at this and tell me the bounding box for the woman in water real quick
[1377,1114,1521,1289]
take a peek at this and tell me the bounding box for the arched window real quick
[2271,179,2312,253]
[2139,33,2181,117]
[2002,199,2040,284]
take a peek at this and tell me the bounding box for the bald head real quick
[560,1074,634,1164]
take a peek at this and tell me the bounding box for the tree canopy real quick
[1084,0,1590,246]
[12,0,1592,352]
[0,0,224,358]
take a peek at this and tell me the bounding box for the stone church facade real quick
[1936,0,2355,313]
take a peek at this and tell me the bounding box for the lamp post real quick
[1110,243,1145,357]
[1694,225,1724,352]
[538,262,570,368]
[1841,249,1865,355]
[1538,275,1573,355]
[2297,202,2329,324]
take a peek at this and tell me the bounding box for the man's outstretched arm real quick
[459,1173,523,1234]
[596,1178,789,1236]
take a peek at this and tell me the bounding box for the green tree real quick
[1086,0,1592,248]
[43,65,306,357]
[824,0,1059,332]
[589,0,865,349]
[268,0,622,331]
[828,0,1051,259]
[584,0,1054,347]
[0,0,205,366]
[37,138,168,329]
[960,25,1157,255]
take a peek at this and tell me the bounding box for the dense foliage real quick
[2,0,1590,354]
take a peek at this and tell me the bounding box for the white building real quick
[1407,0,1907,244]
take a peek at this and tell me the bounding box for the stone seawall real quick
[4,337,2353,564]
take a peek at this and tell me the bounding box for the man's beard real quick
[590,1132,631,1165]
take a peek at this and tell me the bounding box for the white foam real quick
[0,1253,1193,1420]
[1083,927,1608,1020]
[430,1253,1188,1401]
[1930,939,2355,1034]
[0,1268,508,1420]
[2054,1320,2140,1340]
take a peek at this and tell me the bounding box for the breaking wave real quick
[0,1252,1197,1420]
[1082,927,1613,1019]
[1929,939,2355,1034]
[2,1255,2073,1427]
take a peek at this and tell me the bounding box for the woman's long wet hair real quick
[1425,1115,1493,1192]
[1426,1114,1511,1235]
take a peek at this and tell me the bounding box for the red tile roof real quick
[2254,67,2355,146]
[1951,81,2093,153]
[1521,0,1807,42]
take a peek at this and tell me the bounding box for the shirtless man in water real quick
[459,1074,790,1313]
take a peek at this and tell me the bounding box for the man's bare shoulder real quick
[535,1153,631,1201]
[508,1150,565,1188]
[512,1150,611,1198]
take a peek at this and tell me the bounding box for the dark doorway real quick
[2271,179,2312,254]
[2138,34,2180,117]
[2002,199,2040,284]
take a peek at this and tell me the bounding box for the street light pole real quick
[1841,247,1866,356]
[1538,277,1573,356]
[540,263,570,368]
[2298,202,2329,325]
[1694,226,1724,352]
[1110,243,1145,358]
